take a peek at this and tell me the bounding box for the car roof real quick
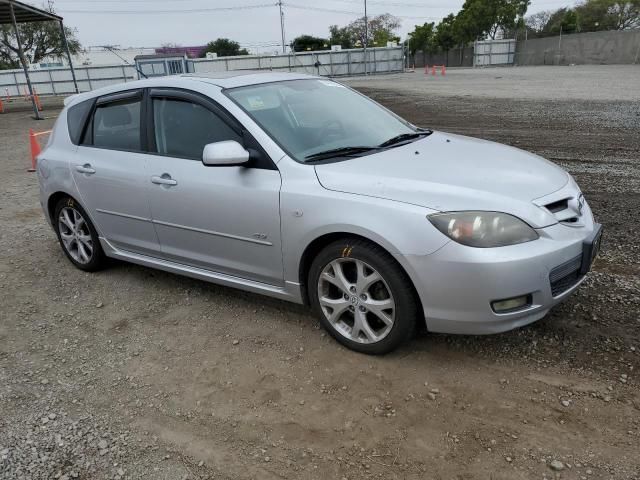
[64,71,320,107]
[181,71,317,88]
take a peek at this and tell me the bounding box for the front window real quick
[226,79,417,162]
[152,98,241,159]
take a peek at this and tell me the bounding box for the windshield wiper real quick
[378,130,432,148]
[304,146,382,162]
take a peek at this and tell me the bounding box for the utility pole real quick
[363,0,368,75]
[277,0,286,54]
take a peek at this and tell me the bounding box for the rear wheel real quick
[54,197,106,272]
[308,238,418,354]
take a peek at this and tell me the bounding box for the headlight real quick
[428,211,539,248]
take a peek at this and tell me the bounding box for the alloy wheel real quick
[58,206,94,264]
[317,258,395,344]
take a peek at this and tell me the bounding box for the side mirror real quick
[202,140,250,166]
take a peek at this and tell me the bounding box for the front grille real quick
[549,254,583,297]
[541,196,583,224]
[545,198,569,213]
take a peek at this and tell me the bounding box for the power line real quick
[58,4,275,14]
[285,3,439,19]
[326,0,457,7]
[57,0,239,1]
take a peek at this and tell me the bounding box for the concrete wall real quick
[515,29,640,65]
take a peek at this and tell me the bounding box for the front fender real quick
[281,186,449,285]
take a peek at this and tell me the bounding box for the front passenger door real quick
[145,89,283,286]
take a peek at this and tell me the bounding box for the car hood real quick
[314,131,569,228]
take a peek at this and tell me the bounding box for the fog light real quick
[491,295,531,313]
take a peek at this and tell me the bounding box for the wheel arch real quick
[297,232,424,322]
[47,191,99,235]
[47,191,80,224]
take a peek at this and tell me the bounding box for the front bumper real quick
[396,219,600,335]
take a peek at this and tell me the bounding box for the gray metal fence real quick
[0,46,403,98]
[473,39,516,66]
[0,64,137,97]
[188,46,404,77]
[412,46,474,68]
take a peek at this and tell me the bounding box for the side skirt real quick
[99,237,304,304]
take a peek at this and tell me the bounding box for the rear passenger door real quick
[144,88,283,286]
[71,90,161,256]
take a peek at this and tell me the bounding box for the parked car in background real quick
[37,72,602,354]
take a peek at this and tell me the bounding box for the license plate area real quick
[580,223,603,275]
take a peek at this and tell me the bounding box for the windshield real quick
[225,79,417,162]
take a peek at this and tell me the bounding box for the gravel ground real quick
[1,66,639,479]
[345,65,640,101]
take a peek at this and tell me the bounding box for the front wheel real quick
[308,239,418,354]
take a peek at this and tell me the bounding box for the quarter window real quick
[67,98,93,145]
[93,100,142,151]
[152,98,241,159]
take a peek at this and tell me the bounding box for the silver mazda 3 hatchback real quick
[38,72,602,354]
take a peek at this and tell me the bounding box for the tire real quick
[53,196,106,272]
[308,238,418,354]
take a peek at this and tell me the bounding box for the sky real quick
[41,0,578,53]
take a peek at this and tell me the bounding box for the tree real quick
[539,8,579,34]
[434,14,459,51]
[575,0,639,30]
[369,14,402,46]
[604,0,640,29]
[523,0,638,37]
[291,35,329,52]
[407,23,436,55]
[199,38,248,58]
[328,14,401,48]
[329,25,354,49]
[525,10,553,36]
[0,0,81,69]
[455,0,530,41]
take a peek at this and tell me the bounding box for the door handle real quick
[75,164,96,174]
[151,174,178,186]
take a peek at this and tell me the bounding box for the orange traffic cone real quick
[431,65,436,76]
[0,97,4,114]
[28,128,41,172]
[441,65,446,76]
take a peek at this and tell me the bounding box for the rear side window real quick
[93,100,142,151]
[153,98,241,159]
[66,99,93,145]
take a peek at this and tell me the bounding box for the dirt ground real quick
[1,66,639,480]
